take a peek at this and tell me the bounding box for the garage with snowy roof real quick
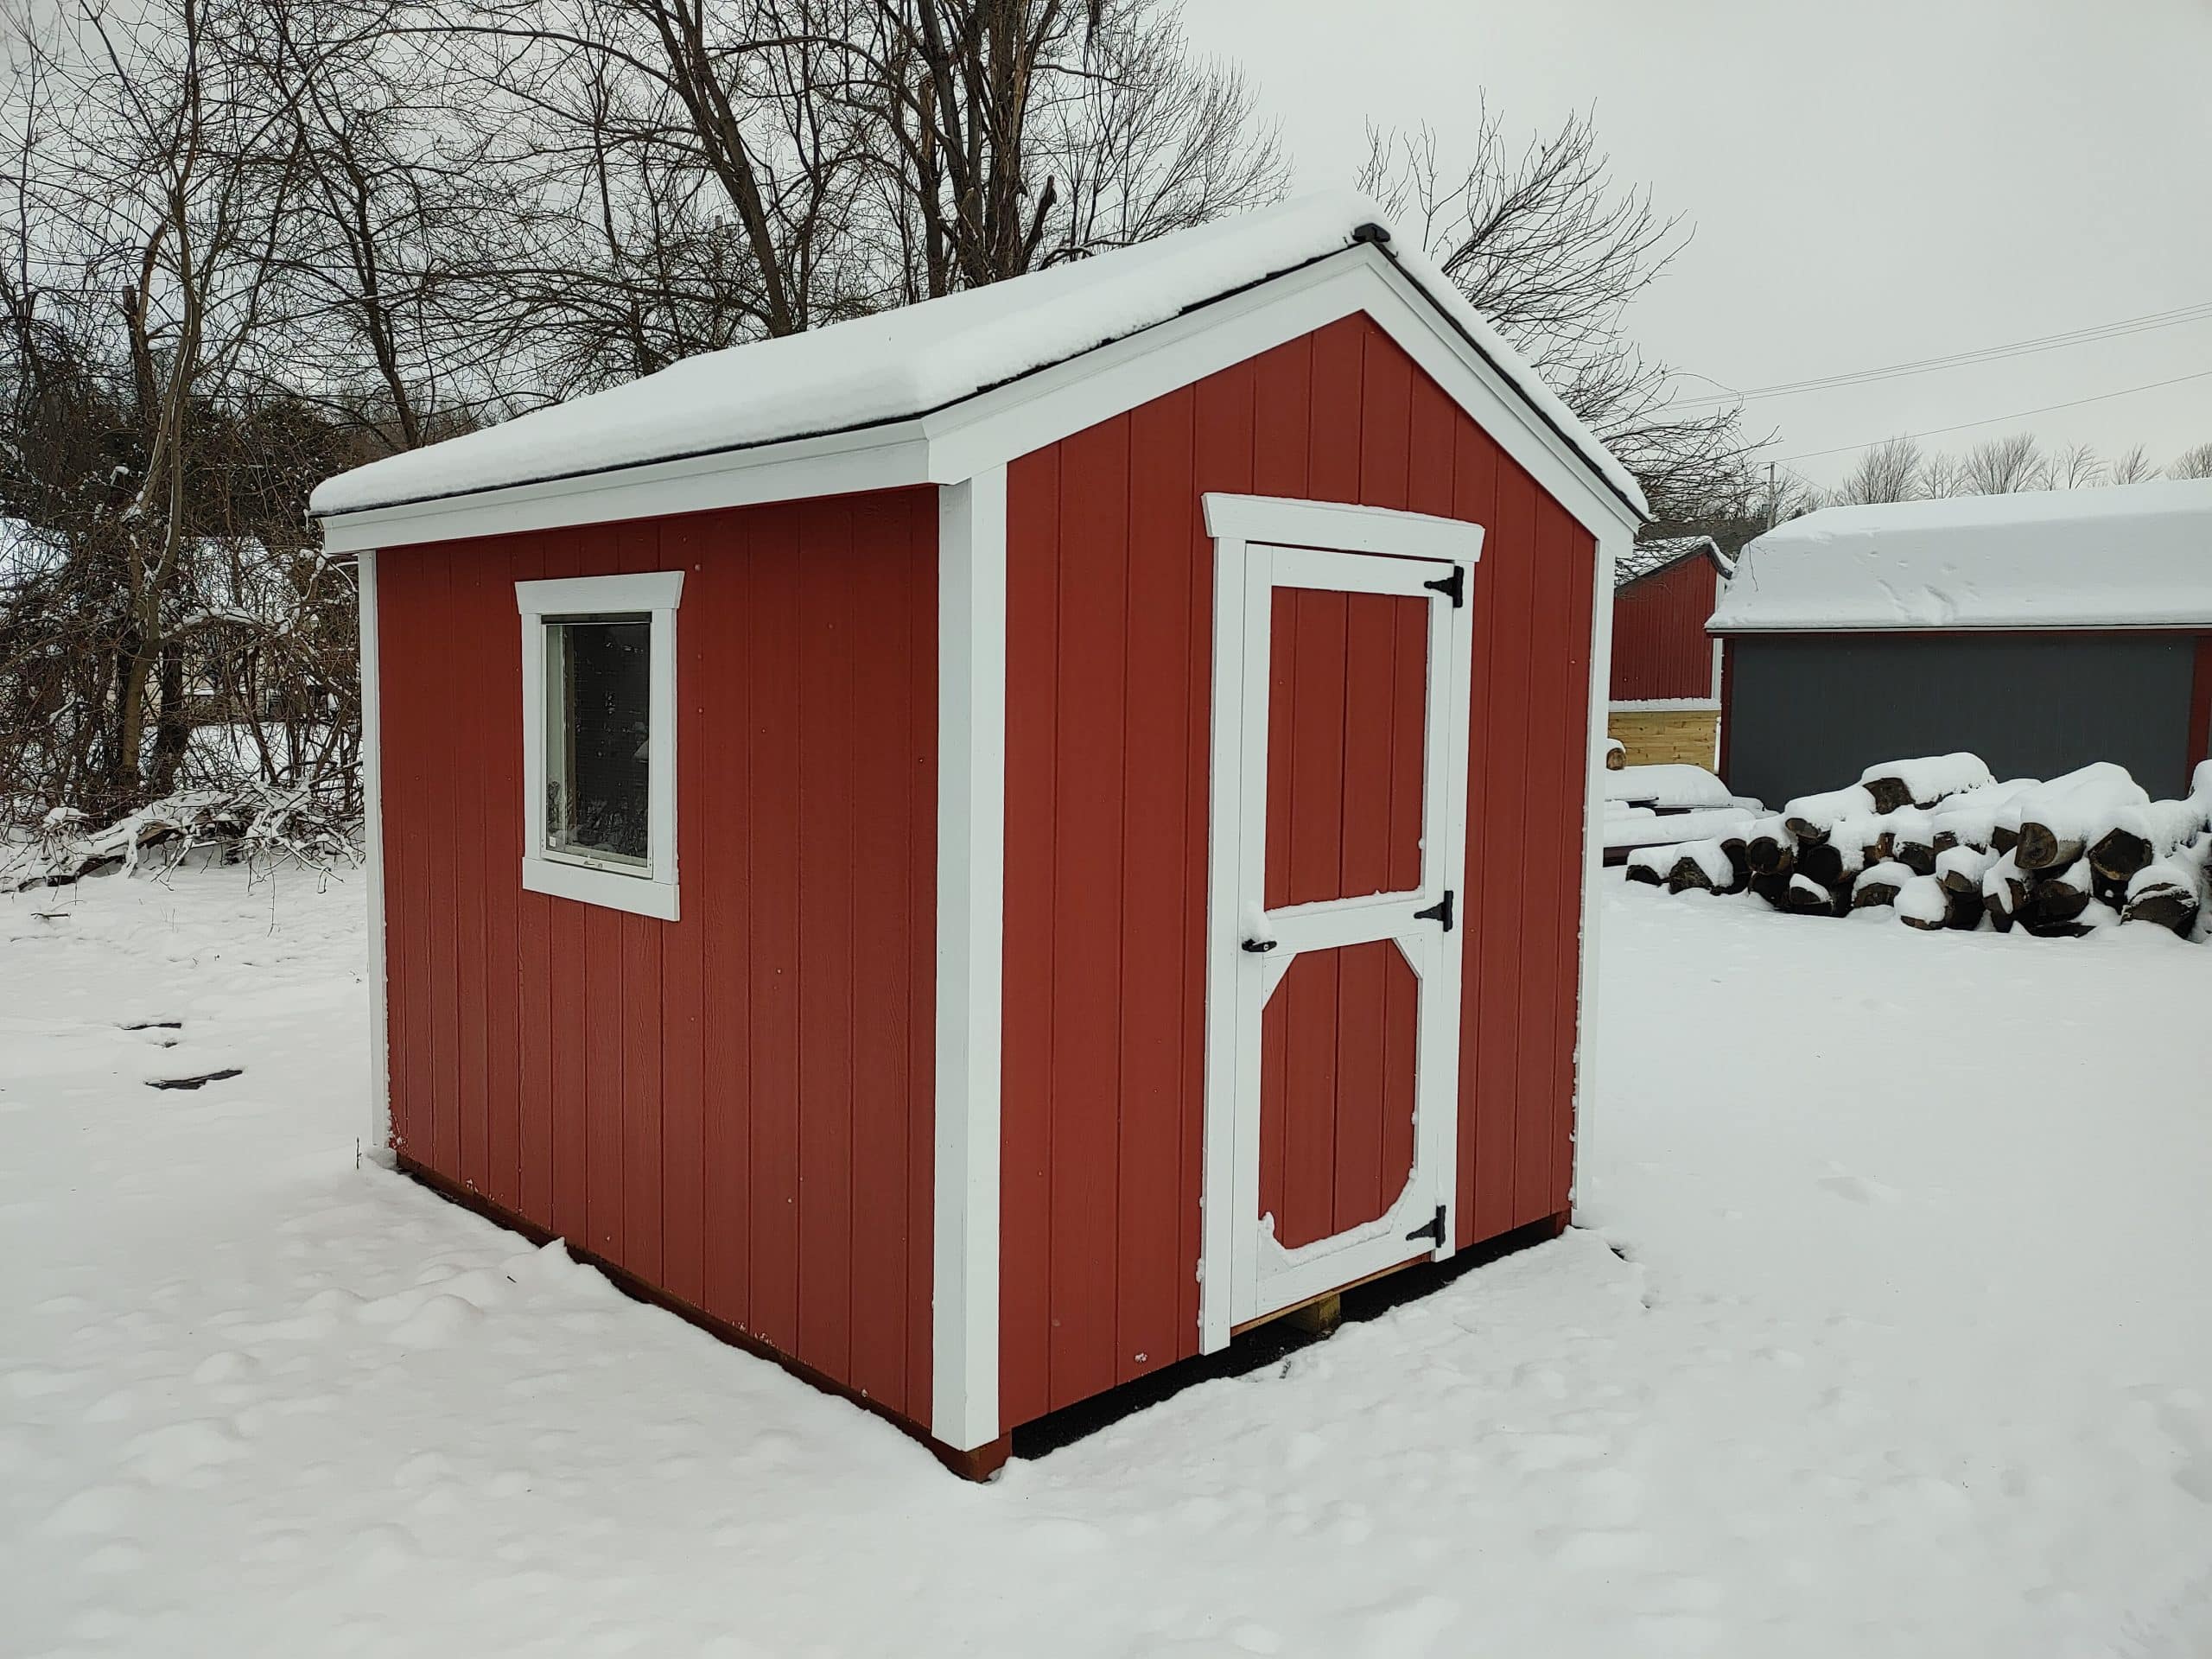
[315,192,1644,1477]
[1713,480,2212,808]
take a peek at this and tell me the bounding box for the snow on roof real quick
[1709,479,2212,632]
[310,191,1645,521]
[1615,534,1731,589]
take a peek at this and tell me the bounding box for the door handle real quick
[1241,938,1278,954]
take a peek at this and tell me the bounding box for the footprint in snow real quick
[1819,1169,1903,1205]
[383,1294,483,1348]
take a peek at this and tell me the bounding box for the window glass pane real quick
[546,616,652,868]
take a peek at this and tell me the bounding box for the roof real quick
[1615,534,1732,590]
[1709,479,2212,632]
[310,191,1645,524]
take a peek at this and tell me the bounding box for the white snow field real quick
[5,868,2212,1658]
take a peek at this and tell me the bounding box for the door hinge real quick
[1424,565,1465,607]
[1414,889,1454,931]
[1407,1204,1446,1247]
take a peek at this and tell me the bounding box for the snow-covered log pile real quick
[1627,755,2212,942]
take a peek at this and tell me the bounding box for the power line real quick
[1668,301,2212,408]
[1773,368,2212,465]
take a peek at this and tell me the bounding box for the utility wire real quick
[1773,368,2212,464]
[1668,301,2212,408]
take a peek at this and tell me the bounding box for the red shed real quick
[315,193,1645,1476]
[1608,535,1733,766]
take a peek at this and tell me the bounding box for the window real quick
[517,571,683,919]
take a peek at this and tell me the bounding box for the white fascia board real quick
[932,467,1006,1452]
[319,426,932,555]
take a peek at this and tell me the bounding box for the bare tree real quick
[2048,441,2104,490]
[1918,450,1967,499]
[2169,440,2212,480]
[2109,442,2156,485]
[1834,435,1923,505]
[0,0,313,815]
[240,0,524,451]
[1358,110,1760,512]
[1958,432,2050,495]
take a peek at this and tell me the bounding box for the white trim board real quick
[931,467,1007,1452]
[1204,493,1484,564]
[515,570,685,922]
[320,245,1640,559]
[357,549,392,1166]
[1572,524,1629,1224]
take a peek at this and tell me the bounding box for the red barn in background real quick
[1609,536,1733,766]
[315,194,1645,1478]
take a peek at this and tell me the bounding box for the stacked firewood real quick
[1627,754,2212,941]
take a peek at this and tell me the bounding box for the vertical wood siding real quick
[1610,555,1719,702]
[376,489,938,1426]
[2190,634,2212,772]
[1000,315,1597,1427]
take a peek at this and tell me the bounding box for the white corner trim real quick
[358,548,393,1166]
[1573,524,1628,1224]
[1203,493,1485,565]
[932,467,1007,1452]
[516,569,684,923]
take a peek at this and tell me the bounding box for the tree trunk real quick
[150,643,191,797]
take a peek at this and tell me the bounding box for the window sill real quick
[521,854,679,921]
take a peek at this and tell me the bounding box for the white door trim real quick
[931,467,1007,1451]
[1198,495,1483,1352]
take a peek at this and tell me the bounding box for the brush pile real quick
[1626,754,2212,941]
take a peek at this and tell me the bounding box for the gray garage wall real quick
[1724,632,2200,805]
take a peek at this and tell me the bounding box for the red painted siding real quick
[377,490,938,1427]
[999,315,1596,1427]
[1611,553,1718,702]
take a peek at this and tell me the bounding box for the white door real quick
[1198,496,1480,1352]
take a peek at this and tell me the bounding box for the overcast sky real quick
[1181,0,2212,490]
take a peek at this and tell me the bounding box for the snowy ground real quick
[5,868,2211,1658]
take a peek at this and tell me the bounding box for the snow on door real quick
[1200,502,1478,1351]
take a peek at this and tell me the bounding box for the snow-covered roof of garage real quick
[310,191,1646,522]
[1708,479,2212,632]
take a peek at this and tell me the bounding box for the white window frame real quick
[517,570,683,920]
